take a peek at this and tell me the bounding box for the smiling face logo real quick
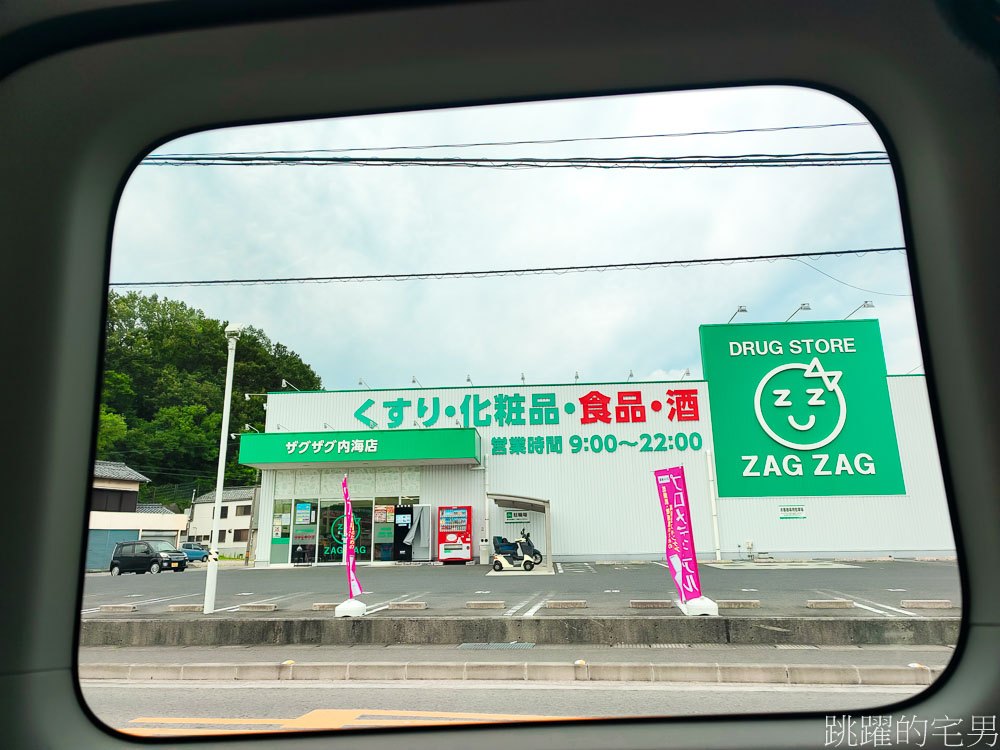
[753,357,847,450]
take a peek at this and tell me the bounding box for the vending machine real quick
[437,506,472,562]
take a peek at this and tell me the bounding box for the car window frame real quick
[3,2,999,749]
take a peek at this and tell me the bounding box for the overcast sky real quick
[109,85,920,390]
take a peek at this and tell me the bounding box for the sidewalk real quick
[79,643,954,666]
[78,643,951,686]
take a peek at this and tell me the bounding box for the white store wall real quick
[252,377,953,563]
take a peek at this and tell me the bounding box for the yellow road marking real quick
[126,708,579,735]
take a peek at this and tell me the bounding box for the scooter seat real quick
[493,536,519,555]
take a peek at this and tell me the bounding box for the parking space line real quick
[521,592,556,618]
[825,589,918,617]
[814,589,903,618]
[555,563,563,574]
[504,591,544,617]
[851,601,895,617]
[503,597,535,617]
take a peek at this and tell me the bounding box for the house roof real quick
[136,503,179,515]
[93,460,151,483]
[193,487,258,504]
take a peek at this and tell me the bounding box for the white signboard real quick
[778,504,806,520]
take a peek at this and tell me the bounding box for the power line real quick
[141,151,889,169]
[109,246,905,289]
[791,258,912,297]
[151,121,870,157]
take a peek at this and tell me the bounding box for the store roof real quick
[193,487,257,504]
[93,460,151,483]
[136,503,180,515]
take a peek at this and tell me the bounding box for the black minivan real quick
[109,540,188,575]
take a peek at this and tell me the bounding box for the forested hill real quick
[97,291,322,508]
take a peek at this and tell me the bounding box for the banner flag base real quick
[334,598,367,618]
[677,596,719,617]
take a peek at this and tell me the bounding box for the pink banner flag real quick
[342,475,363,599]
[654,466,702,603]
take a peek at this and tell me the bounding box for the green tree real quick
[98,291,322,503]
[96,405,127,457]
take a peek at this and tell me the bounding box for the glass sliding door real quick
[318,499,373,563]
[317,500,343,563]
[355,503,372,562]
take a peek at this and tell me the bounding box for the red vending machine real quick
[437,506,472,562]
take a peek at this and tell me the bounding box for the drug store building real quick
[240,319,956,566]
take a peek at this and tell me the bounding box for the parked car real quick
[180,542,210,562]
[109,540,188,575]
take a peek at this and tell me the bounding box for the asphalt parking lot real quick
[80,559,961,619]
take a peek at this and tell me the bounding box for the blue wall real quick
[85,529,139,571]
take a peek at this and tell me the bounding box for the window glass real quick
[83,86,959,732]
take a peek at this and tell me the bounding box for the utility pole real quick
[204,323,242,614]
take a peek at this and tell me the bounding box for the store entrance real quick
[316,499,372,564]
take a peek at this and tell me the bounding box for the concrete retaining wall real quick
[78,616,960,648]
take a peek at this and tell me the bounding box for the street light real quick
[205,322,243,614]
[727,305,748,324]
[358,377,372,390]
[243,424,259,433]
[244,393,266,401]
[626,369,634,382]
[466,374,474,386]
[785,303,811,322]
[845,300,875,319]
[680,368,691,380]
[280,378,300,391]
[412,376,423,387]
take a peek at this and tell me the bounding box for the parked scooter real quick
[491,535,535,572]
[514,529,544,565]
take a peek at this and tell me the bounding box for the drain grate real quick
[775,644,819,650]
[458,642,535,650]
[612,643,688,649]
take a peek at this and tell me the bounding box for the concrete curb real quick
[78,661,944,685]
[78,616,961,648]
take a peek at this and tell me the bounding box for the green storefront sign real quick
[700,320,904,497]
[239,428,481,467]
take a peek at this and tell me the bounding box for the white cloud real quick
[110,85,920,389]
